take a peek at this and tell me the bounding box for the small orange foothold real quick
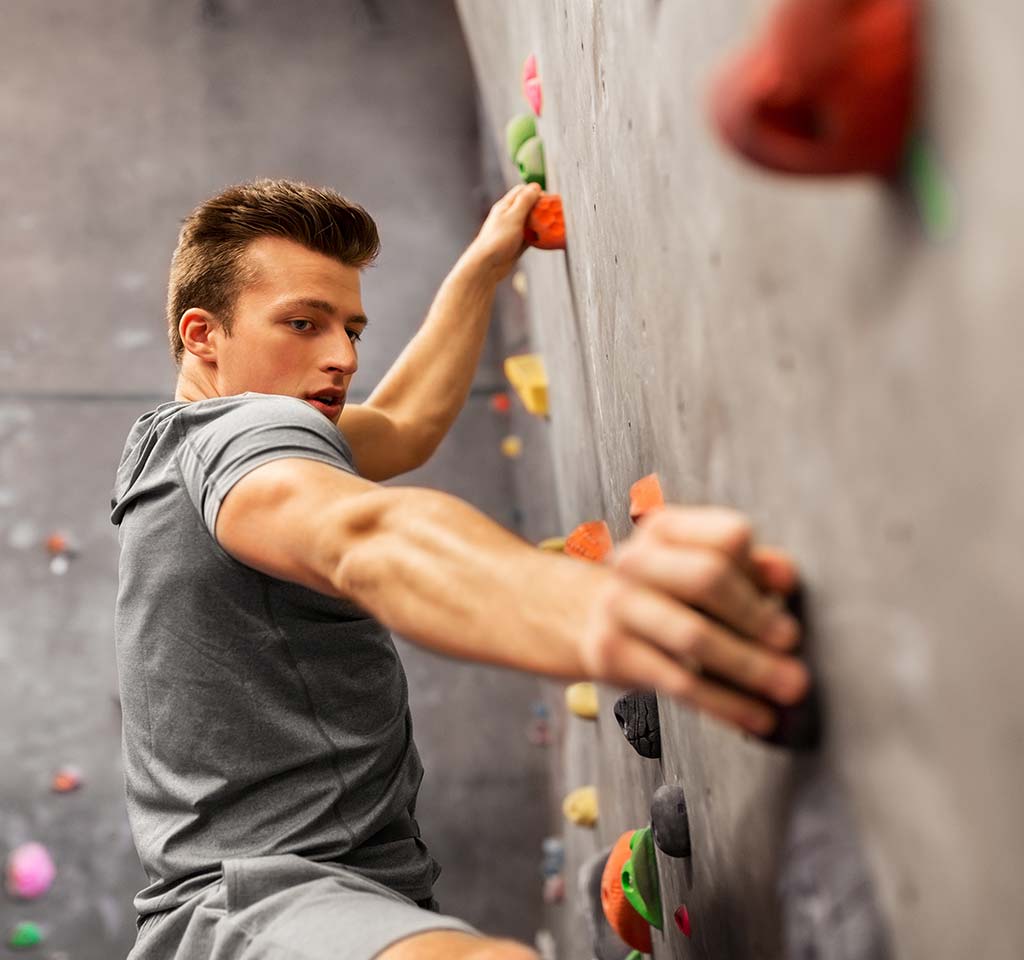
[524,195,565,250]
[51,767,83,793]
[629,474,665,523]
[565,521,613,563]
[489,392,512,414]
[601,831,653,953]
[45,533,69,556]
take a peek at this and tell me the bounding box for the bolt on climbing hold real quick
[613,690,661,759]
[505,113,537,163]
[51,765,83,793]
[5,843,55,900]
[629,474,664,523]
[564,521,613,563]
[562,785,599,827]
[650,784,691,859]
[673,904,692,938]
[45,531,74,575]
[8,921,44,949]
[758,585,823,751]
[537,536,566,553]
[601,831,653,954]
[528,716,553,746]
[524,194,565,250]
[579,846,638,960]
[565,681,599,719]
[500,435,523,459]
[512,270,529,297]
[709,0,917,177]
[522,53,543,116]
[503,353,549,417]
[489,391,511,414]
[515,135,547,189]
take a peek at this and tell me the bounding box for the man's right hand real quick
[576,506,810,736]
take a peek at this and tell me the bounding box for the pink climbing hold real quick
[673,904,692,938]
[5,843,56,900]
[522,53,543,116]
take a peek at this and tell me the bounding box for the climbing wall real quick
[457,2,1024,958]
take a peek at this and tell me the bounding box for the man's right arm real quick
[215,457,809,735]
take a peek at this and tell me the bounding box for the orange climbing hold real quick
[709,0,918,176]
[524,195,565,250]
[629,473,664,523]
[601,830,653,954]
[564,521,613,563]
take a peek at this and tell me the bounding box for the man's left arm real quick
[339,183,543,481]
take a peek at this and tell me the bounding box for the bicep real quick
[338,403,425,481]
[215,457,379,596]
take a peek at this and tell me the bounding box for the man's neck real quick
[174,365,219,404]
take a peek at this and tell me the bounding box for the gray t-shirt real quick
[110,393,439,919]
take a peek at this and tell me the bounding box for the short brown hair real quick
[167,178,380,363]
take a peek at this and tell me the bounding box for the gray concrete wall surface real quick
[457,2,1024,959]
[0,1,549,955]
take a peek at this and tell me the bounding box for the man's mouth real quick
[305,393,345,417]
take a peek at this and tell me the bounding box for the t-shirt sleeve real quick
[176,395,358,536]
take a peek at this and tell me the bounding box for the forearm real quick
[365,250,498,455]
[332,486,598,679]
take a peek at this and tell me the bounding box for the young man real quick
[111,178,808,960]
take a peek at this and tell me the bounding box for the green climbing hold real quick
[9,921,44,949]
[515,135,546,189]
[904,131,956,241]
[505,113,537,164]
[621,826,663,930]
[625,953,645,960]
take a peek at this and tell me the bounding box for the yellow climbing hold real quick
[566,682,599,719]
[504,353,549,417]
[537,536,566,553]
[562,785,599,827]
[501,435,523,459]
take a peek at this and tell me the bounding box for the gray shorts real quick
[127,855,482,960]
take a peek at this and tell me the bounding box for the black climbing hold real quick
[613,690,661,759]
[760,585,823,751]
[650,783,691,859]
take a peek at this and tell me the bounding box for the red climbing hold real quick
[45,532,69,556]
[565,521,613,563]
[489,392,512,414]
[524,195,566,250]
[674,904,692,938]
[522,54,543,116]
[601,831,653,953]
[709,0,918,176]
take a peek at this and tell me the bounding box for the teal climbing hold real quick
[505,113,537,164]
[621,826,663,930]
[515,135,546,189]
[9,921,44,949]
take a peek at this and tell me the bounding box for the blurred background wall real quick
[0,1,555,955]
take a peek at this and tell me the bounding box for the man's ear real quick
[179,309,221,362]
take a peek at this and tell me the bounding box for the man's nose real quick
[322,332,358,375]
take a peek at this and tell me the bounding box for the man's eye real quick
[347,329,363,343]
[289,319,313,332]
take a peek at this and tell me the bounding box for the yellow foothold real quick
[504,353,549,418]
[566,682,599,719]
[501,435,523,459]
[512,270,528,297]
[562,785,599,827]
[537,536,566,553]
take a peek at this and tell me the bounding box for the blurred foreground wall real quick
[457,2,1024,959]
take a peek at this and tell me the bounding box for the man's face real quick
[211,236,368,424]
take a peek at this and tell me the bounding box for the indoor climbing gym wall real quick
[459,2,1024,959]
[0,2,552,955]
